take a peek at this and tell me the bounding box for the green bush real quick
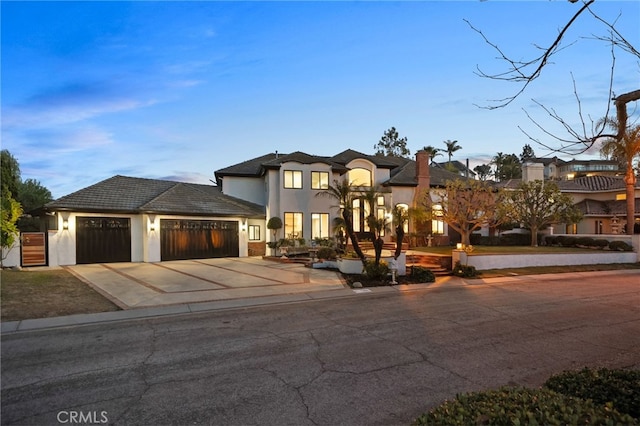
[576,236,596,247]
[363,260,389,280]
[593,238,609,249]
[411,266,436,283]
[609,240,633,251]
[413,386,637,425]
[544,367,640,419]
[316,246,337,260]
[452,261,477,278]
[556,235,578,247]
[544,235,558,246]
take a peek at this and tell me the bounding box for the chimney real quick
[415,150,430,189]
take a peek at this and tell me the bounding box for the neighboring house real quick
[504,162,640,235]
[39,176,264,266]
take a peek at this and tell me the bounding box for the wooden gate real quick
[21,232,47,267]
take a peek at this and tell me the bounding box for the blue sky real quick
[2,1,639,198]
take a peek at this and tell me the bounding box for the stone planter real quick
[337,258,364,274]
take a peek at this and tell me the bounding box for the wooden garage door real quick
[161,219,239,261]
[76,217,131,264]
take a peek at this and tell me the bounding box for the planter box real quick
[336,253,407,276]
[337,258,363,274]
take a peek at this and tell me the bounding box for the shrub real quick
[544,367,640,419]
[313,237,334,247]
[556,235,578,247]
[576,236,596,247]
[593,239,609,249]
[609,240,633,251]
[452,261,477,278]
[363,260,389,281]
[499,233,531,246]
[316,247,336,260]
[411,266,435,283]
[544,235,558,246]
[413,386,637,425]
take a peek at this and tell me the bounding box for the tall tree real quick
[424,179,505,246]
[502,180,582,246]
[520,144,536,163]
[422,145,442,163]
[1,150,21,198]
[374,127,410,158]
[493,153,522,181]
[359,185,386,266]
[599,121,640,233]
[473,164,493,181]
[443,140,462,164]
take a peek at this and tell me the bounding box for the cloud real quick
[2,79,160,130]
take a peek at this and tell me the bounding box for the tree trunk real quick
[394,226,404,260]
[625,170,636,234]
[343,210,366,265]
[530,226,539,247]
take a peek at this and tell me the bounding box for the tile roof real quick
[384,161,467,187]
[329,149,400,168]
[575,198,640,216]
[45,175,265,218]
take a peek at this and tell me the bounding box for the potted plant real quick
[266,217,282,256]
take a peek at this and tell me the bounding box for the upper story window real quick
[349,168,372,187]
[284,170,303,189]
[311,171,329,189]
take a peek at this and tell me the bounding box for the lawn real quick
[1,268,121,322]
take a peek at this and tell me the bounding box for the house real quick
[432,160,477,179]
[511,161,640,235]
[39,176,264,266]
[18,150,461,267]
[215,149,463,249]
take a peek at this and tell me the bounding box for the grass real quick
[1,268,120,322]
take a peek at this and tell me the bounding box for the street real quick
[2,271,639,425]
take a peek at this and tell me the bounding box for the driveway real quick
[67,257,347,309]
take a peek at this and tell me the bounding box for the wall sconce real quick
[148,215,156,232]
[63,220,69,230]
[241,218,247,231]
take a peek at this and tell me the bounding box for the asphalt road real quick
[2,271,639,425]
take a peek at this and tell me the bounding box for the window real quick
[284,212,303,238]
[396,203,409,233]
[311,213,329,239]
[349,168,372,187]
[432,204,444,235]
[284,170,303,189]
[248,225,260,241]
[311,171,329,189]
[352,198,371,232]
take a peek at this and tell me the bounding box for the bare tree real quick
[467,0,639,233]
[466,1,639,153]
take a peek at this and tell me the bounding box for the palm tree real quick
[600,121,640,234]
[422,145,442,164]
[443,140,462,165]
[316,179,367,264]
[359,185,386,265]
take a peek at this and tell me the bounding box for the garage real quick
[76,217,132,264]
[160,219,239,261]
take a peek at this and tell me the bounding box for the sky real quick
[2,1,639,199]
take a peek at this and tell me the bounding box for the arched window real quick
[348,168,372,187]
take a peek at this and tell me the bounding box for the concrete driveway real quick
[67,257,347,309]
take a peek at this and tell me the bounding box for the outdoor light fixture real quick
[241,218,247,231]
[456,243,463,250]
[62,220,69,230]
[148,215,156,232]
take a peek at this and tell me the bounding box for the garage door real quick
[76,217,131,264]
[161,219,239,261]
